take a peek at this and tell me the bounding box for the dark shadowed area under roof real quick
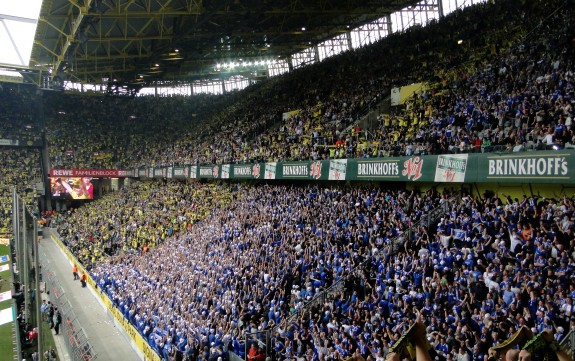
[31,0,422,86]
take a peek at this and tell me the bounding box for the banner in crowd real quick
[50,169,128,177]
[232,164,261,178]
[435,154,468,183]
[472,152,573,183]
[282,109,301,121]
[189,166,197,179]
[126,150,575,184]
[167,167,173,179]
[279,161,325,180]
[221,165,230,179]
[347,156,433,181]
[329,159,347,180]
[198,165,219,178]
[391,82,429,106]
[173,167,186,179]
[265,162,277,179]
[0,139,19,146]
[390,88,400,106]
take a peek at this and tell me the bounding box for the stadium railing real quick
[560,328,575,359]
[42,268,96,361]
[8,244,21,361]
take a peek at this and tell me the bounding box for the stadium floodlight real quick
[301,27,306,31]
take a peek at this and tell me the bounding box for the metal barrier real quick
[11,189,42,361]
[9,280,21,361]
[229,351,245,361]
[42,269,97,361]
[560,328,575,359]
[244,329,273,360]
[401,196,455,253]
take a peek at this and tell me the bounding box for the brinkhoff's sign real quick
[281,162,322,179]
[487,155,569,178]
[282,164,309,177]
[233,166,252,177]
[122,150,575,183]
[199,167,214,177]
[356,160,400,178]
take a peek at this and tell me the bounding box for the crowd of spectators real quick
[1,2,575,361]
[55,180,232,267]
[43,93,236,169]
[0,148,42,233]
[52,178,575,361]
[37,0,575,170]
[78,182,451,361]
[378,0,575,157]
[0,84,43,144]
[0,84,44,233]
[1,2,573,172]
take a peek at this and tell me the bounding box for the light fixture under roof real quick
[161,56,184,61]
[161,51,184,61]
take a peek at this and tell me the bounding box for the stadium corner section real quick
[48,229,161,361]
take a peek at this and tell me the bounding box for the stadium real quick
[1,0,575,360]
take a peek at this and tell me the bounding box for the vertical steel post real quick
[22,195,29,324]
[34,219,42,359]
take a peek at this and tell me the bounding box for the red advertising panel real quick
[50,169,127,177]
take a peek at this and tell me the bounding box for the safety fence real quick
[8,242,21,361]
[560,328,575,359]
[41,268,96,361]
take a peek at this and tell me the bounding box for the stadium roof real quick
[30,0,421,87]
[0,1,42,81]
